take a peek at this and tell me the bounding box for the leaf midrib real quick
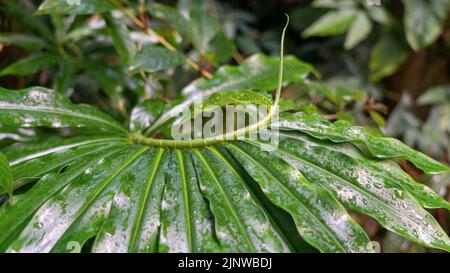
[176,150,194,252]
[53,146,150,252]
[10,137,126,166]
[208,146,293,252]
[193,149,256,252]
[129,148,164,251]
[0,144,128,248]
[0,104,126,133]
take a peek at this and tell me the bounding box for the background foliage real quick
[0,0,449,253]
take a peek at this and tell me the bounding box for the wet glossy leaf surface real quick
[0,85,449,252]
[252,133,450,252]
[36,0,115,15]
[0,152,13,197]
[228,142,372,253]
[130,100,166,133]
[0,125,448,252]
[277,112,450,173]
[1,0,449,254]
[0,87,127,134]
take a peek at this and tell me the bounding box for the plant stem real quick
[131,108,273,148]
[274,14,288,107]
[131,15,290,148]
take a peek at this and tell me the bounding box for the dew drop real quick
[374,183,382,189]
[394,189,404,199]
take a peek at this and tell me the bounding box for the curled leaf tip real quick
[275,14,289,107]
[284,13,290,25]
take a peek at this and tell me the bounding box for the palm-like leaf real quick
[0,85,449,253]
[0,16,449,251]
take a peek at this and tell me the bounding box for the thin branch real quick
[108,0,213,79]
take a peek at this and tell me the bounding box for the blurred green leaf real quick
[369,111,385,127]
[370,28,409,81]
[53,62,77,96]
[104,14,136,65]
[403,0,450,51]
[184,0,220,52]
[307,79,365,108]
[36,0,115,15]
[130,99,166,133]
[149,1,220,53]
[0,53,59,77]
[290,7,328,31]
[130,46,186,74]
[205,32,236,65]
[1,1,53,41]
[149,3,193,43]
[0,33,47,50]
[83,62,127,112]
[312,0,356,9]
[366,4,393,25]
[303,10,357,38]
[417,85,450,105]
[344,12,372,49]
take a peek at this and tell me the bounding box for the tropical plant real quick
[302,0,450,80]
[385,86,450,160]
[0,0,449,254]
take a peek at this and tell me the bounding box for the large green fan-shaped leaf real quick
[1,130,448,253]
[0,87,127,134]
[0,138,290,253]
[5,145,148,253]
[0,80,449,253]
